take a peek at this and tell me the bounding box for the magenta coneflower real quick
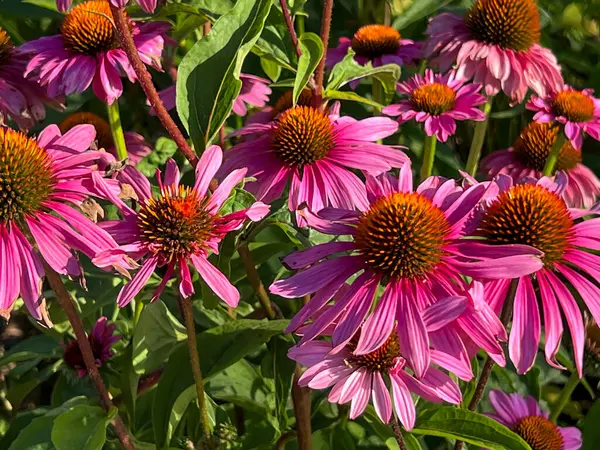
[327,25,420,69]
[0,27,54,129]
[487,390,582,450]
[527,86,600,149]
[424,0,563,104]
[482,122,600,208]
[19,0,169,104]
[220,105,406,224]
[63,316,120,377]
[59,112,151,164]
[383,69,486,142]
[290,324,462,428]
[0,125,125,321]
[271,164,543,378]
[94,146,270,308]
[479,175,600,376]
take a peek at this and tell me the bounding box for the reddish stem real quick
[44,263,136,450]
[109,5,198,167]
[292,366,313,450]
[280,0,302,58]
[313,0,334,107]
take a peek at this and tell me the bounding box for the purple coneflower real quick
[20,0,169,104]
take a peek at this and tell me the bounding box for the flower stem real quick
[465,97,494,177]
[390,416,408,450]
[549,371,580,423]
[454,278,518,450]
[542,132,567,177]
[106,100,128,161]
[178,296,213,447]
[280,0,302,58]
[420,135,437,182]
[43,262,136,450]
[292,366,313,450]
[313,0,334,108]
[238,243,277,320]
[109,5,198,168]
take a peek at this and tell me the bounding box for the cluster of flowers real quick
[0,0,596,447]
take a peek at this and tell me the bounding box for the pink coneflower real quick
[527,86,600,149]
[271,164,543,378]
[383,69,486,142]
[151,74,271,117]
[19,0,168,104]
[479,175,600,376]
[424,0,563,103]
[220,105,406,223]
[327,25,420,69]
[63,316,120,377]
[59,112,151,164]
[0,27,54,129]
[482,122,600,208]
[94,146,269,308]
[0,125,124,321]
[487,390,582,450]
[289,325,462,428]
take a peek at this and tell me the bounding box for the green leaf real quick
[391,0,452,30]
[132,301,187,375]
[136,137,178,177]
[263,335,296,430]
[176,0,273,150]
[261,57,282,82]
[51,405,109,450]
[524,366,541,401]
[582,400,600,450]
[0,335,61,367]
[324,89,384,109]
[413,407,532,450]
[326,50,400,103]
[7,360,63,409]
[293,33,323,105]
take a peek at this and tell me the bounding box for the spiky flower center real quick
[351,25,401,58]
[137,186,216,261]
[355,192,451,279]
[465,0,540,51]
[513,416,563,450]
[411,83,456,115]
[59,112,113,150]
[0,128,56,224]
[346,333,400,372]
[61,0,123,55]
[552,90,595,123]
[513,122,581,172]
[271,106,334,168]
[479,184,573,265]
[0,27,14,65]
[271,89,313,118]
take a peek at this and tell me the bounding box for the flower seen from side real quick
[0,125,124,321]
[220,105,407,225]
[94,146,270,308]
[271,164,543,379]
[63,316,120,377]
[527,86,600,149]
[383,69,486,142]
[487,390,582,450]
[20,0,169,104]
[479,175,600,376]
[424,0,563,103]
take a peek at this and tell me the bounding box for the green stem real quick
[549,371,579,423]
[542,132,567,176]
[420,135,437,182]
[106,100,128,161]
[465,97,494,177]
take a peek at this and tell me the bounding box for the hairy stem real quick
[420,135,437,182]
[465,97,494,176]
[280,0,302,58]
[542,132,567,176]
[238,243,277,320]
[549,371,580,423]
[313,0,334,107]
[109,5,198,167]
[390,416,408,450]
[106,100,128,161]
[43,263,136,450]
[178,296,213,447]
